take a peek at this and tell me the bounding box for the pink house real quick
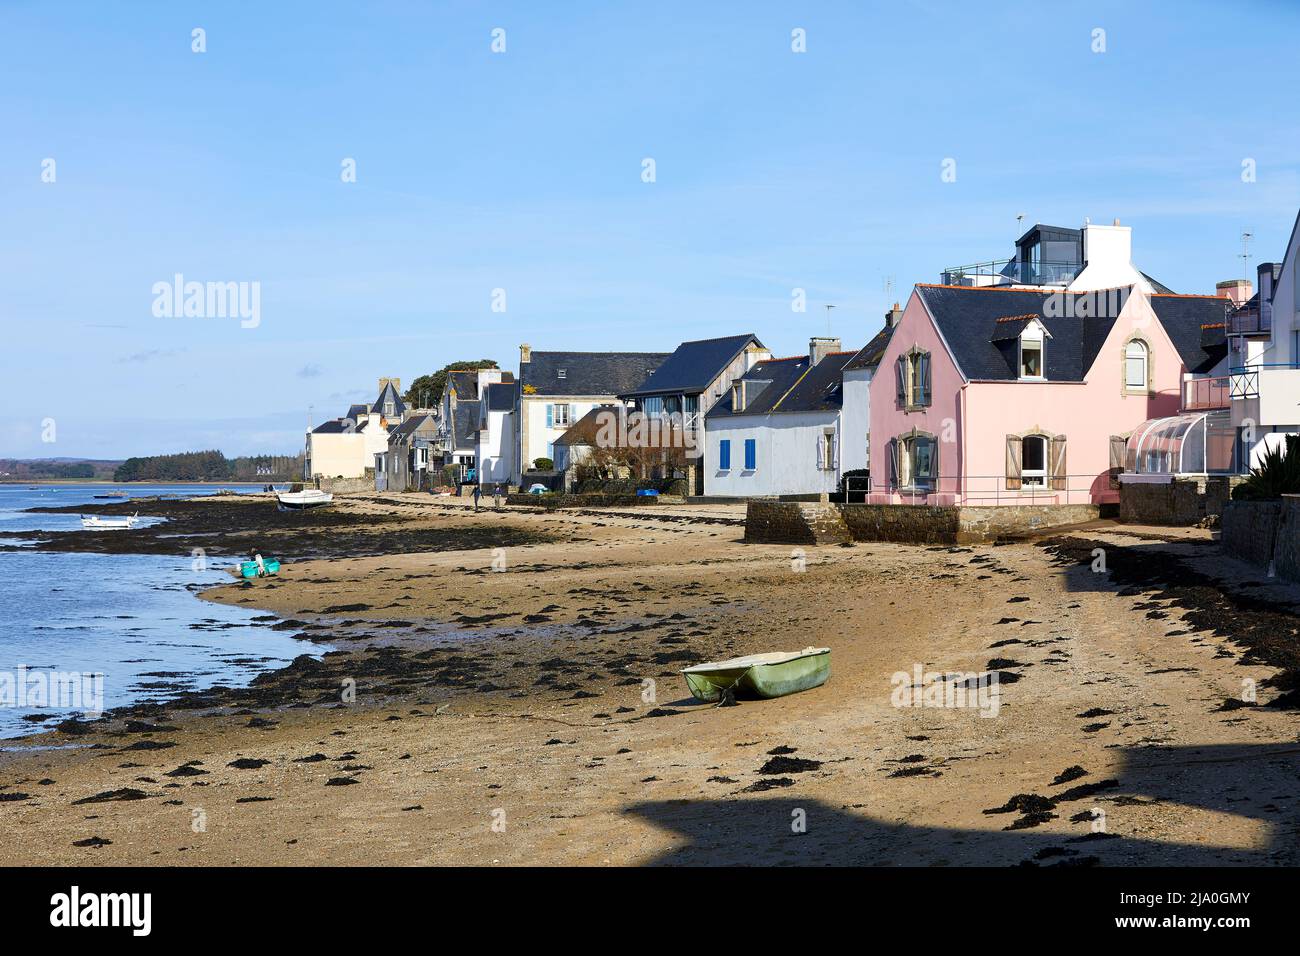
[866,283,1231,505]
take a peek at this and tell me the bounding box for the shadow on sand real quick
[626,742,1300,866]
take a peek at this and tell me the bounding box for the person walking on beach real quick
[472,483,482,511]
[493,484,502,509]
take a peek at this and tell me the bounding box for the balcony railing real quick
[1228,310,1270,335]
[1183,376,1230,410]
[1228,362,1300,401]
[941,258,1081,288]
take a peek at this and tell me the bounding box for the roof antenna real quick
[1240,231,1253,282]
[824,304,836,336]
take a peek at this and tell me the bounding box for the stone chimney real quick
[378,377,401,393]
[520,343,532,364]
[884,302,904,328]
[1215,278,1253,306]
[809,336,841,365]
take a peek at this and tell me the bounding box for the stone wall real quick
[744,501,851,545]
[954,504,1099,543]
[838,504,960,544]
[316,474,375,494]
[1118,477,1239,525]
[746,500,1098,546]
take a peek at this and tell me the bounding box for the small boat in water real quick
[80,513,139,530]
[682,647,830,702]
[93,491,128,499]
[276,489,333,511]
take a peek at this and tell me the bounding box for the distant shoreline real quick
[0,478,274,486]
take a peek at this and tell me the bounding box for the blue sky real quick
[4,0,1299,458]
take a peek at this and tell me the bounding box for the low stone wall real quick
[744,501,851,545]
[746,500,1099,546]
[1119,476,1237,525]
[315,474,374,494]
[955,504,1099,543]
[838,504,960,544]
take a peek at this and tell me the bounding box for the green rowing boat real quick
[682,647,830,702]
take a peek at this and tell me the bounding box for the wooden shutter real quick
[816,434,826,470]
[920,353,931,406]
[895,357,906,407]
[1050,435,1067,490]
[1108,434,1127,489]
[1005,435,1023,490]
[831,434,839,470]
[545,404,553,428]
[889,438,900,488]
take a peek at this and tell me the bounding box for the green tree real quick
[404,360,499,408]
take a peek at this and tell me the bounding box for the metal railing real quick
[1227,362,1300,401]
[941,258,1081,287]
[1228,310,1270,335]
[1183,376,1230,410]
[848,473,1112,507]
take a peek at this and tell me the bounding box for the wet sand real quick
[2,493,1299,866]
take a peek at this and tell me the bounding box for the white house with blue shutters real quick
[513,344,669,485]
[704,337,860,498]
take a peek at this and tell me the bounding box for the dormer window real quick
[385,401,395,417]
[557,369,567,379]
[1019,326,1044,379]
[732,382,743,412]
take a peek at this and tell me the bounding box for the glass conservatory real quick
[1124,411,1237,476]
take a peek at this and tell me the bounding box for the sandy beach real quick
[2,493,1299,866]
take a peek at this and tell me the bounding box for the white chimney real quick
[1069,220,1153,294]
[519,344,532,364]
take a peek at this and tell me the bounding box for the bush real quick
[532,457,554,471]
[1232,435,1300,500]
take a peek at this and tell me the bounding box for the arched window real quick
[1125,340,1148,390]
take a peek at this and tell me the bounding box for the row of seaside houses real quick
[306,210,1300,505]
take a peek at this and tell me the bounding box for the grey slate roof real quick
[917,285,1231,381]
[371,381,406,416]
[621,334,763,397]
[452,403,480,449]
[390,414,434,441]
[1149,295,1231,374]
[485,381,519,411]
[917,285,1123,382]
[843,325,894,372]
[311,419,353,434]
[520,351,669,397]
[773,352,856,413]
[345,403,369,420]
[705,356,811,420]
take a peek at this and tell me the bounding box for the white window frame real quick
[553,403,571,427]
[1019,328,1044,380]
[1021,434,1048,487]
[1125,339,1149,391]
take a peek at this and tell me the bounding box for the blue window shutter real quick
[546,404,553,428]
[744,438,756,470]
[719,439,730,470]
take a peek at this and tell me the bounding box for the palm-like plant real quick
[1234,434,1300,500]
